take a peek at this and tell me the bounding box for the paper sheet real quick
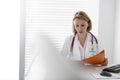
[91,71,120,79]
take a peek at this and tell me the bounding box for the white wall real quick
[114,0,120,64]
[0,0,20,80]
[99,0,120,64]
[98,0,116,64]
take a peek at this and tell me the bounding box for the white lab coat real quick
[61,32,102,61]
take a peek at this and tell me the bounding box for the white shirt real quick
[61,32,102,61]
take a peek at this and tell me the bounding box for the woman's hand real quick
[91,58,108,67]
[71,58,108,67]
[101,58,108,66]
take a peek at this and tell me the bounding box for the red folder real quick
[83,50,105,64]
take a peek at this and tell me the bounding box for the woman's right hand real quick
[101,58,108,66]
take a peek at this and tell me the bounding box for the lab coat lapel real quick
[72,35,81,60]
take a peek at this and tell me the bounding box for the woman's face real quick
[73,18,88,34]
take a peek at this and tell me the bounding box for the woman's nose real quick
[79,26,82,29]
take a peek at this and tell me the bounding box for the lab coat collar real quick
[75,32,89,49]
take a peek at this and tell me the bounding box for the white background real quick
[0,0,20,80]
[0,0,120,80]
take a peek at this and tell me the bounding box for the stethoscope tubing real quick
[70,32,98,52]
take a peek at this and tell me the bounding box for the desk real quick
[26,57,120,80]
[75,63,120,80]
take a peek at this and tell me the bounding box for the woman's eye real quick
[76,25,79,27]
[81,24,85,27]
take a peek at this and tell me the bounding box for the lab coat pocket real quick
[88,44,98,57]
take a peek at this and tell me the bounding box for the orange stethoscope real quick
[70,32,98,52]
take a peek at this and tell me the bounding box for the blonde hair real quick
[72,11,92,34]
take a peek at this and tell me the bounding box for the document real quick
[83,50,105,64]
[91,71,120,79]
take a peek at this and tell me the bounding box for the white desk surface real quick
[79,64,120,80]
[26,56,120,80]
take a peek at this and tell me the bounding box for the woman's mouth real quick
[79,31,83,33]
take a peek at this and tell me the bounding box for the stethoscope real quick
[70,32,98,53]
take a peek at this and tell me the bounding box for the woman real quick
[61,11,107,66]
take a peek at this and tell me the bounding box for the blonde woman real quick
[61,11,108,66]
